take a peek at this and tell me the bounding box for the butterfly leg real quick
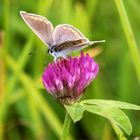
[61,54,69,61]
[54,56,59,62]
[53,54,69,61]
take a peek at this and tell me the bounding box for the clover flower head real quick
[42,52,99,105]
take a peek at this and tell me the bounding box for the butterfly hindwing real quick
[20,11,54,47]
[52,39,91,55]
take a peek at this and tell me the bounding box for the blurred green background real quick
[0,0,140,139]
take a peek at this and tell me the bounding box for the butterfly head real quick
[48,48,55,55]
[48,48,53,54]
[48,45,66,61]
[48,46,59,60]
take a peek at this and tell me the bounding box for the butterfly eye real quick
[54,48,57,51]
[50,49,53,53]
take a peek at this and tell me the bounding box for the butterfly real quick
[20,11,105,61]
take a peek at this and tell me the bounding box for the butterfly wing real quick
[52,24,89,45]
[53,39,90,54]
[61,40,105,54]
[20,11,54,47]
[53,39,106,58]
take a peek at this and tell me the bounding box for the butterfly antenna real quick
[90,40,106,46]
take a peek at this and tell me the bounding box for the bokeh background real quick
[0,0,140,139]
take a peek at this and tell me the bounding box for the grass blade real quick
[115,0,140,84]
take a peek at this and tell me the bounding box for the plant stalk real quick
[61,112,72,140]
[115,0,140,84]
[111,122,127,140]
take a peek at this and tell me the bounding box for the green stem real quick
[61,112,72,140]
[7,36,34,94]
[111,122,127,140]
[115,0,140,84]
[4,0,10,51]
[0,0,10,139]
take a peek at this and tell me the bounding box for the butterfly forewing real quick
[20,11,53,47]
[53,24,88,45]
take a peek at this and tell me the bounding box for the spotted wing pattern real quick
[53,39,90,54]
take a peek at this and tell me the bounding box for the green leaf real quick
[81,99,140,110]
[84,105,132,135]
[65,103,85,123]
[65,101,133,135]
